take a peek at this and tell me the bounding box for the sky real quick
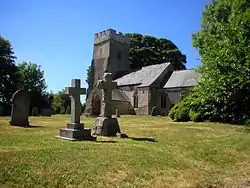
[1,0,211,96]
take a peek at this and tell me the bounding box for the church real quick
[85,29,201,116]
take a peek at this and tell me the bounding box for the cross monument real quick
[65,79,86,127]
[97,73,117,118]
[57,79,96,141]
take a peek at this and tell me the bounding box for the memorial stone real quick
[92,73,126,137]
[57,79,96,141]
[9,90,31,126]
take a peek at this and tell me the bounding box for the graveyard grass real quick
[1,116,250,188]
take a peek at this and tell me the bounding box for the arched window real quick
[133,95,138,108]
[133,88,138,108]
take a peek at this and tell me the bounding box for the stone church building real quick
[85,29,200,116]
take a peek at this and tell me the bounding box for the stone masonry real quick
[85,29,131,116]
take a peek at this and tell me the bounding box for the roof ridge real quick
[174,68,196,72]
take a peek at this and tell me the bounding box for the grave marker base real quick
[92,117,127,137]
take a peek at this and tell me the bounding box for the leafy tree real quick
[17,61,47,93]
[124,33,186,70]
[169,0,250,125]
[52,90,71,114]
[0,36,20,106]
[85,61,94,95]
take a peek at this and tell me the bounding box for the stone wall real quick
[118,86,150,115]
[137,88,150,115]
[112,100,135,115]
[147,88,173,116]
[94,29,130,45]
[166,88,190,104]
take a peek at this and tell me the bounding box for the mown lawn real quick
[0,115,250,188]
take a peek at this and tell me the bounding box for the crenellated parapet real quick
[94,29,130,45]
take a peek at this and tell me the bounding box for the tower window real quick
[117,51,122,60]
[161,94,167,108]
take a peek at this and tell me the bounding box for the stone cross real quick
[97,73,117,118]
[65,79,86,124]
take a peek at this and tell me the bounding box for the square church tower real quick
[85,29,131,116]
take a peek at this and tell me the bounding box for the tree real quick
[124,33,186,70]
[169,0,250,125]
[85,63,94,96]
[86,33,186,87]
[51,90,71,114]
[17,61,47,93]
[0,36,20,107]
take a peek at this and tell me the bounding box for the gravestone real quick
[9,90,31,126]
[151,106,161,116]
[115,109,120,118]
[92,73,126,137]
[57,79,96,141]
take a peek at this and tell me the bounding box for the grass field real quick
[0,115,250,188]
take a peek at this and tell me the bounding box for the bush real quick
[169,97,191,122]
[189,110,201,122]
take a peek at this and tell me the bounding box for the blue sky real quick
[1,0,211,95]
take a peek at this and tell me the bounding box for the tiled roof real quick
[114,62,171,87]
[164,69,201,89]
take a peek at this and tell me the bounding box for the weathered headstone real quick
[57,79,96,141]
[9,90,31,126]
[115,109,120,118]
[92,73,126,137]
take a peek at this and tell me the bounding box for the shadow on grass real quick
[9,124,43,128]
[26,125,43,128]
[128,137,157,142]
[95,140,117,143]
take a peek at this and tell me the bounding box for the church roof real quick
[164,69,201,89]
[114,62,171,87]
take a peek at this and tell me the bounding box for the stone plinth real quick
[92,117,122,137]
[57,123,96,141]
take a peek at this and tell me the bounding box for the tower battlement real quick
[94,29,130,45]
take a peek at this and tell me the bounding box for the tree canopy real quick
[0,36,20,106]
[18,61,47,93]
[169,0,250,125]
[124,33,186,70]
